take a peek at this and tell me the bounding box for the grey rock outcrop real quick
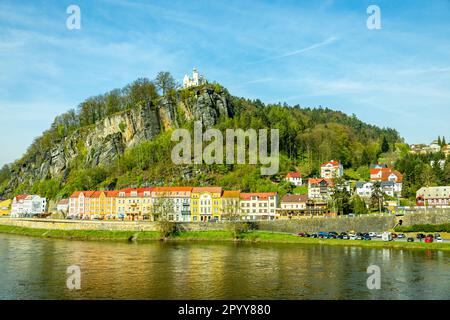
[3,86,233,195]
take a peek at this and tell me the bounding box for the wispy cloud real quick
[252,36,339,63]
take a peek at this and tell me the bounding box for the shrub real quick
[227,222,250,239]
[395,223,450,233]
[156,219,177,238]
[119,121,127,133]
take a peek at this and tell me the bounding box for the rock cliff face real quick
[5,86,233,194]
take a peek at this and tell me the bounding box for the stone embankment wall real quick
[0,209,449,233]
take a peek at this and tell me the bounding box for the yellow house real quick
[116,188,152,220]
[0,199,12,216]
[221,190,241,221]
[190,187,222,222]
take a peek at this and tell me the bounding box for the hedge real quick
[395,223,450,233]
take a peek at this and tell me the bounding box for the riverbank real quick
[1,225,449,251]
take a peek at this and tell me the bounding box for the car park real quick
[407,237,414,242]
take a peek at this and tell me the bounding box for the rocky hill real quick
[2,84,233,196]
[0,77,403,201]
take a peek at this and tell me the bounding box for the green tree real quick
[371,182,385,213]
[154,71,177,95]
[352,195,368,215]
[381,136,390,153]
[330,176,351,215]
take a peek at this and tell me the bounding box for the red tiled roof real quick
[240,192,277,200]
[83,191,96,198]
[321,160,341,167]
[370,168,403,182]
[286,172,302,178]
[192,187,222,193]
[69,191,82,199]
[106,190,119,197]
[308,178,334,187]
[15,194,29,201]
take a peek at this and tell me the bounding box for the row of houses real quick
[410,142,450,155]
[67,187,281,222]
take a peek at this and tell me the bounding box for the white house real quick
[355,181,395,198]
[183,68,206,88]
[370,167,403,196]
[11,194,46,217]
[240,192,278,221]
[308,178,334,201]
[428,141,441,153]
[280,194,308,210]
[56,199,69,212]
[151,187,192,222]
[69,191,87,217]
[321,160,344,179]
[285,172,303,186]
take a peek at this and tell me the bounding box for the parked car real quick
[416,233,426,240]
[363,235,372,241]
[397,234,405,239]
[310,233,318,238]
[340,233,349,240]
[297,232,307,237]
[350,235,357,240]
[407,237,415,242]
[318,232,329,239]
[436,237,443,243]
[369,232,376,237]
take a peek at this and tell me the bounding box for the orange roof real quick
[370,168,403,182]
[152,186,192,193]
[192,187,222,194]
[15,194,29,201]
[286,172,302,178]
[69,191,82,199]
[308,178,334,187]
[106,190,119,197]
[222,190,241,198]
[240,192,277,200]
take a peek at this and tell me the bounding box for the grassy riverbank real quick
[1,224,450,251]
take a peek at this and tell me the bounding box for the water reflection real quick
[0,234,449,300]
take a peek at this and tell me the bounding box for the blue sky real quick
[1,0,449,166]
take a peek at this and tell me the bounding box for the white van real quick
[382,232,392,241]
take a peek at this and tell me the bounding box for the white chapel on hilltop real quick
[183,68,206,88]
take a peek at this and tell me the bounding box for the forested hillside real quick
[0,72,412,202]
